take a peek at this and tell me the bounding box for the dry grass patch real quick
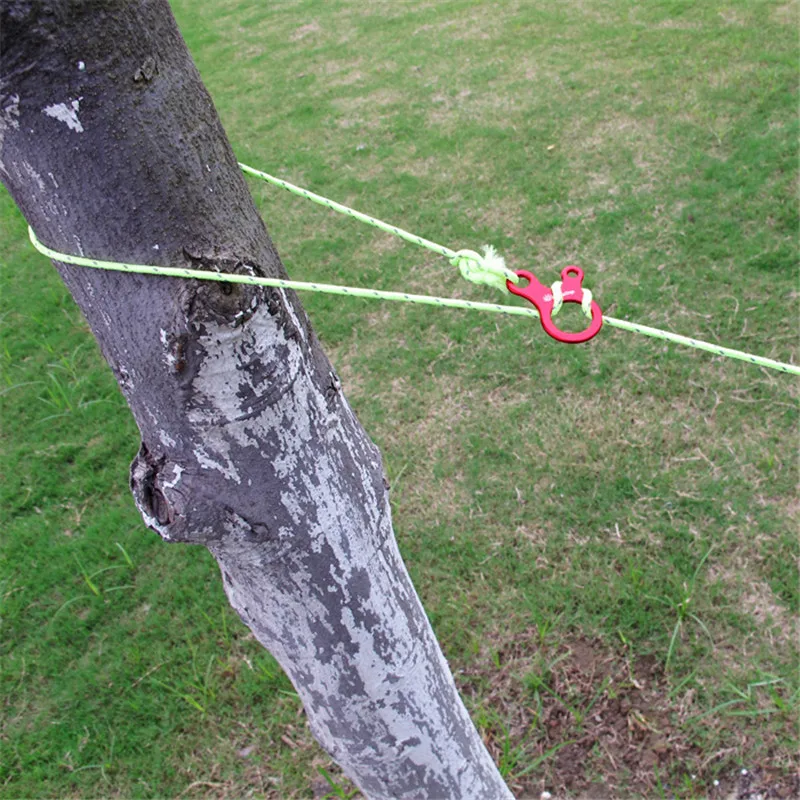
[327,69,366,88]
[464,195,528,242]
[739,580,797,648]
[772,1,798,24]
[412,4,518,42]
[309,56,363,79]
[332,88,405,113]
[289,20,321,42]
[707,556,797,649]
[564,113,669,197]
[382,374,476,523]
[425,90,523,133]
[332,348,478,525]
[400,155,451,179]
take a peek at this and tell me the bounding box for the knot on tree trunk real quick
[130,442,194,542]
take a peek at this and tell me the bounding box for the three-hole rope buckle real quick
[507,266,603,344]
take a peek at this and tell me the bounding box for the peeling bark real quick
[0,2,514,797]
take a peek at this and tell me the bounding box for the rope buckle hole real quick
[507,265,603,344]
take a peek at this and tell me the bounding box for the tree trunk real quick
[0,2,513,797]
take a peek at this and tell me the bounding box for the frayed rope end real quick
[451,245,519,292]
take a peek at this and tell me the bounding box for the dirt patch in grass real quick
[457,629,799,798]
[716,768,800,800]
[459,631,696,797]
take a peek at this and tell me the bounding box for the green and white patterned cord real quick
[27,226,540,318]
[238,163,518,293]
[25,162,800,377]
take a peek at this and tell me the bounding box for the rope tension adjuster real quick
[507,266,603,344]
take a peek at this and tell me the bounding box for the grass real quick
[1,1,798,797]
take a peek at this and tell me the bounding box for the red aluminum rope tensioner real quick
[506,266,603,344]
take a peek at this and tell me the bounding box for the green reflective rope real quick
[238,165,798,376]
[24,161,800,377]
[27,227,800,376]
[239,162,518,292]
[27,226,541,320]
[601,316,800,374]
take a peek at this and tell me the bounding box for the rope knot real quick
[450,245,519,292]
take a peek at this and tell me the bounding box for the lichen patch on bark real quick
[42,98,84,132]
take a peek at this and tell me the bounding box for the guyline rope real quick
[25,162,800,377]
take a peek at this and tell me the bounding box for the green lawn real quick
[2,1,798,798]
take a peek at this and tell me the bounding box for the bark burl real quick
[0,2,514,798]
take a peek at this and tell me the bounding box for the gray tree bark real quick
[0,2,514,798]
